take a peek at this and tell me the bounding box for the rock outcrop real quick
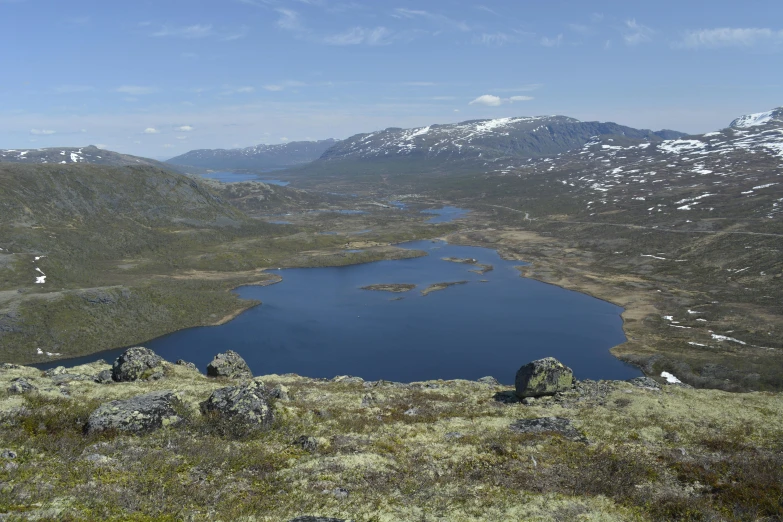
[85,391,183,435]
[8,378,36,394]
[515,357,574,398]
[206,350,252,379]
[509,417,586,442]
[200,380,273,429]
[112,347,165,382]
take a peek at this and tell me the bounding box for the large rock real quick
[200,380,273,429]
[85,391,183,435]
[206,350,252,379]
[8,378,37,394]
[515,357,574,398]
[509,417,586,442]
[112,347,165,382]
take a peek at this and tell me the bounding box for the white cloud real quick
[469,94,503,107]
[623,19,654,45]
[474,32,516,46]
[163,144,174,148]
[324,26,392,46]
[175,125,194,132]
[276,9,304,32]
[152,24,213,39]
[677,28,783,49]
[176,136,188,140]
[540,34,563,47]
[469,94,534,106]
[30,129,56,135]
[116,85,157,95]
[143,128,160,134]
[392,8,470,32]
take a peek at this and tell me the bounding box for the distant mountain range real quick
[166,139,339,171]
[318,116,686,165]
[0,145,172,170]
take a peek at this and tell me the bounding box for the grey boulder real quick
[8,378,37,394]
[627,376,661,389]
[85,390,183,435]
[515,357,574,398]
[510,417,587,442]
[206,350,252,379]
[112,347,165,382]
[200,380,273,429]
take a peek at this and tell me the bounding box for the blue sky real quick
[1,0,781,159]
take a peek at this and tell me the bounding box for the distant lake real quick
[41,241,639,384]
[199,172,290,186]
[422,206,470,223]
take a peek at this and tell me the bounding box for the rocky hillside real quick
[0,348,780,520]
[0,145,174,170]
[316,116,685,166]
[167,139,339,171]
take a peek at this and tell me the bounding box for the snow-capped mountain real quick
[318,116,685,164]
[167,139,338,171]
[0,145,167,168]
[495,107,783,222]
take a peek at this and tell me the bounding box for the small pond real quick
[421,206,470,223]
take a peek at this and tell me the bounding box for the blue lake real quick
[422,206,470,223]
[199,172,290,186]
[41,241,639,384]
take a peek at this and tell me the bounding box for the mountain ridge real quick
[166,139,339,171]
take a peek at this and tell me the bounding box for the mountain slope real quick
[0,145,175,170]
[317,116,686,166]
[167,139,339,171]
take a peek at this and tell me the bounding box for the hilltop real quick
[167,139,339,171]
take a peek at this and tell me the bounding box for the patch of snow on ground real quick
[661,372,682,384]
[711,333,747,345]
[659,140,706,154]
[753,183,778,190]
[642,254,667,260]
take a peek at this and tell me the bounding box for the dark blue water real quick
[422,206,470,223]
[40,241,638,384]
[198,172,290,186]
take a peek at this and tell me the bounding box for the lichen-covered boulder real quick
[515,357,574,398]
[200,380,273,429]
[175,359,197,371]
[111,347,165,382]
[85,391,183,435]
[206,350,252,379]
[8,378,37,394]
[509,417,586,442]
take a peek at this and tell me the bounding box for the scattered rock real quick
[200,380,273,429]
[444,432,464,441]
[85,391,183,435]
[492,391,520,404]
[111,347,165,382]
[289,518,348,522]
[328,487,349,499]
[403,408,419,416]
[294,435,318,452]
[509,417,587,443]
[515,357,574,398]
[1,450,17,459]
[331,375,364,384]
[84,454,116,466]
[477,376,499,386]
[0,363,21,370]
[8,378,37,394]
[627,376,661,389]
[270,384,291,401]
[175,359,197,370]
[360,393,377,407]
[94,370,113,384]
[50,373,90,385]
[43,366,67,377]
[206,350,252,379]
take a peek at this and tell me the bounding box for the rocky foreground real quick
[0,350,781,521]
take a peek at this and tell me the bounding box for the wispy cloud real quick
[175,125,194,132]
[469,94,533,106]
[474,32,517,46]
[54,85,94,94]
[540,34,563,47]
[324,26,392,45]
[220,86,256,96]
[475,5,498,16]
[153,24,214,39]
[492,84,543,93]
[30,129,56,135]
[677,28,783,49]
[392,8,470,33]
[276,9,305,32]
[623,19,654,45]
[143,128,160,134]
[263,80,306,91]
[116,85,157,95]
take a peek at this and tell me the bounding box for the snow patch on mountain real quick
[730,110,776,129]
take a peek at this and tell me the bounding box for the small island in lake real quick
[361,283,416,293]
[421,281,468,296]
[442,257,494,274]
